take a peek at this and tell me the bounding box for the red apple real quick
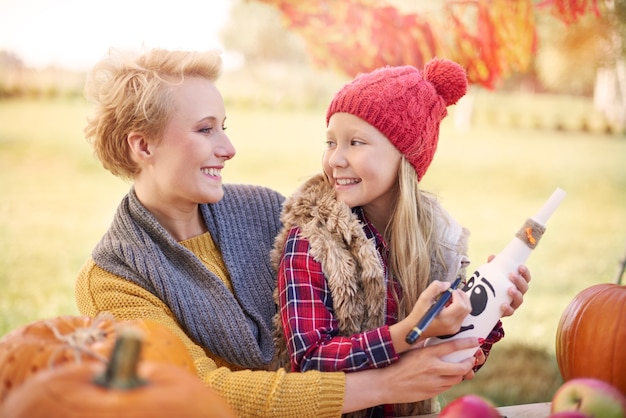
[551,378,626,418]
[439,394,500,418]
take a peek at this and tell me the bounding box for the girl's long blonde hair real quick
[386,157,445,319]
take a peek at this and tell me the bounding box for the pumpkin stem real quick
[94,326,147,390]
[616,245,626,285]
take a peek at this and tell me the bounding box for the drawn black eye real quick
[468,284,489,316]
[463,271,492,316]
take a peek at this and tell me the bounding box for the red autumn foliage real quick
[257,0,600,89]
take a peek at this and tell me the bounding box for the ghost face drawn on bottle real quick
[438,271,497,339]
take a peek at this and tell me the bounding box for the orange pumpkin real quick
[0,314,195,404]
[555,283,626,395]
[0,326,236,418]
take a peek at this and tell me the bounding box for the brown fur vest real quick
[271,174,469,417]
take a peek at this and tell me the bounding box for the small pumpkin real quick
[555,283,626,395]
[0,325,236,418]
[0,314,195,404]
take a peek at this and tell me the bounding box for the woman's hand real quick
[342,337,479,413]
[461,347,487,381]
[390,280,471,353]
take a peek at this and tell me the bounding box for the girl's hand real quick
[499,259,531,317]
[391,280,471,353]
[418,281,471,339]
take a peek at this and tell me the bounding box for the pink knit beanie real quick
[326,58,468,180]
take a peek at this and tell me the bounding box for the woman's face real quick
[139,77,235,209]
[323,112,401,222]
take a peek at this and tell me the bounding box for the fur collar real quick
[272,173,387,336]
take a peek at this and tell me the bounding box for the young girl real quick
[272,58,531,417]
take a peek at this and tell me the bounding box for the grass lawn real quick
[1,97,624,406]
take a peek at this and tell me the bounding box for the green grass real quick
[0,99,129,329]
[1,96,625,406]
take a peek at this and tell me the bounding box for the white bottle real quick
[424,188,566,362]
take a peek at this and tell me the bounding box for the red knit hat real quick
[326,58,467,180]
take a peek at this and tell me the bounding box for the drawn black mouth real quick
[437,324,474,340]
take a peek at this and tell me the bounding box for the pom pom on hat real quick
[423,58,467,106]
[326,57,468,180]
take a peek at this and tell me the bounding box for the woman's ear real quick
[127,132,151,162]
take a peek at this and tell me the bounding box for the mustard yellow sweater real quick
[76,232,345,418]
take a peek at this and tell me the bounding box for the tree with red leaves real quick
[256,0,603,89]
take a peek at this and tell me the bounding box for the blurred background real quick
[1,0,625,408]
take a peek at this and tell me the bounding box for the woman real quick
[76,48,482,417]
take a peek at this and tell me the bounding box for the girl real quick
[272,58,531,417]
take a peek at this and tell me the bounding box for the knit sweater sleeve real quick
[75,260,345,417]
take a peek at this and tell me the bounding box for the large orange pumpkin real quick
[0,326,236,418]
[0,314,195,404]
[555,283,626,395]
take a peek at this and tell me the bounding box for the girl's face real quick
[140,77,235,209]
[323,112,402,223]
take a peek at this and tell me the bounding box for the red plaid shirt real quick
[277,208,400,374]
[276,206,503,373]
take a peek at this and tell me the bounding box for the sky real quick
[0,0,234,70]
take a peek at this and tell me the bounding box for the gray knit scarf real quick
[92,184,285,369]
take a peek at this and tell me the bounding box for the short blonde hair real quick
[84,48,223,179]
